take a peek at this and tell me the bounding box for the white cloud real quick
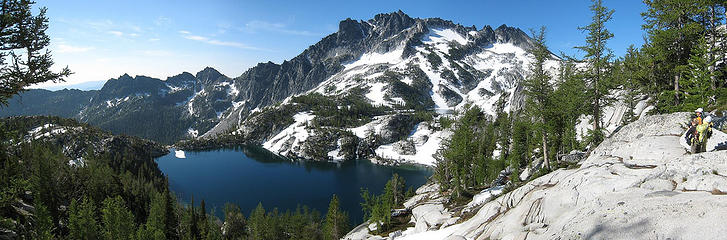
[108,30,123,37]
[181,32,263,51]
[129,25,142,32]
[243,20,318,36]
[57,44,94,53]
[129,33,139,37]
[148,38,160,42]
[140,50,174,57]
[155,16,172,27]
[178,30,191,34]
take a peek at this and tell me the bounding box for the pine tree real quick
[101,196,136,240]
[163,185,179,240]
[0,0,72,105]
[642,0,707,108]
[323,194,350,240]
[69,197,99,240]
[384,173,406,207]
[137,192,166,240]
[140,193,167,240]
[187,196,200,240]
[619,45,645,124]
[248,202,267,239]
[577,0,616,146]
[701,1,726,91]
[33,201,54,240]
[199,199,209,239]
[684,36,718,108]
[551,57,587,153]
[523,26,554,170]
[222,203,246,239]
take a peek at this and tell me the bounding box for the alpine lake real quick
[155,146,433,225]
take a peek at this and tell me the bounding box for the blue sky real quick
[36,0,647,90]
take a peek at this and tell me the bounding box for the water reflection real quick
[156,145,432,225]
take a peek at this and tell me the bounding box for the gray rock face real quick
[393,140,416,155]
[559,150,587,164]
[371,112,727,240]
[378,114,419,144]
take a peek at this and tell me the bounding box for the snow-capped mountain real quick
[6,11,561,156]
[185,11,562,164]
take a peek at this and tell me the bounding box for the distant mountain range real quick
[1,11,553,157]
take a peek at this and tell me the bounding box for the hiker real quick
[686,118,699,154]
[695,116,714,153]
[694,108,704,125]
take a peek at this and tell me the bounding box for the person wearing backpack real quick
[696,116,714,153]
[686,118,699,154]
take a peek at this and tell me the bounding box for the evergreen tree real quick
[323,194,349,240]
[199,199,209,239]
[684,36,719,109]
[551,57,587,153]
[149,192,168,239]
[101,196,136,240]
[523,26,554,170]
[68,197,99,240]
[222,203,246,239]
[0,0,72,105]
[26,143,66,227]
[642,0,707,108]
[701,1,726,90]
[383,173,406,207]
[33,201,54,240]
[137,192,166,240]
[619,45,645,124]
[248,202,267,239]
[187,196,200,240]
[577,0,616,146]
[509,120,531,181]
[163,185,180,240]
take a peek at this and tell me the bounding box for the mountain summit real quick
[3,11,549,148]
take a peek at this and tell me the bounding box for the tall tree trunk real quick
[542,129,549,170]
[674,74,680,105]
[709,5,717,91]
[676,12,683,106]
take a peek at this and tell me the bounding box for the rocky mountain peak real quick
[165,72,196,86]
[337,18,367,43]
[493,24,533,49]
[195,67,225,84]
[119,73,133,80]
[369,10,416,38]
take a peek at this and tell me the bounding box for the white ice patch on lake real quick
[174,150,186,159]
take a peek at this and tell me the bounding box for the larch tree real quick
[322,194,349,240]
[523,26,553,170]
[577,0,616,146]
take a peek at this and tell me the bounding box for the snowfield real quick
[262,112,315,156]
[374,122,452,166]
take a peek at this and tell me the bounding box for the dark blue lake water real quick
[155,146,433,225]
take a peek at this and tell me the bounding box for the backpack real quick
[685,126,697,143]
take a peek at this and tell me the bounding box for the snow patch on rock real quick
[262,112,315,156]
[373,122,452,166]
